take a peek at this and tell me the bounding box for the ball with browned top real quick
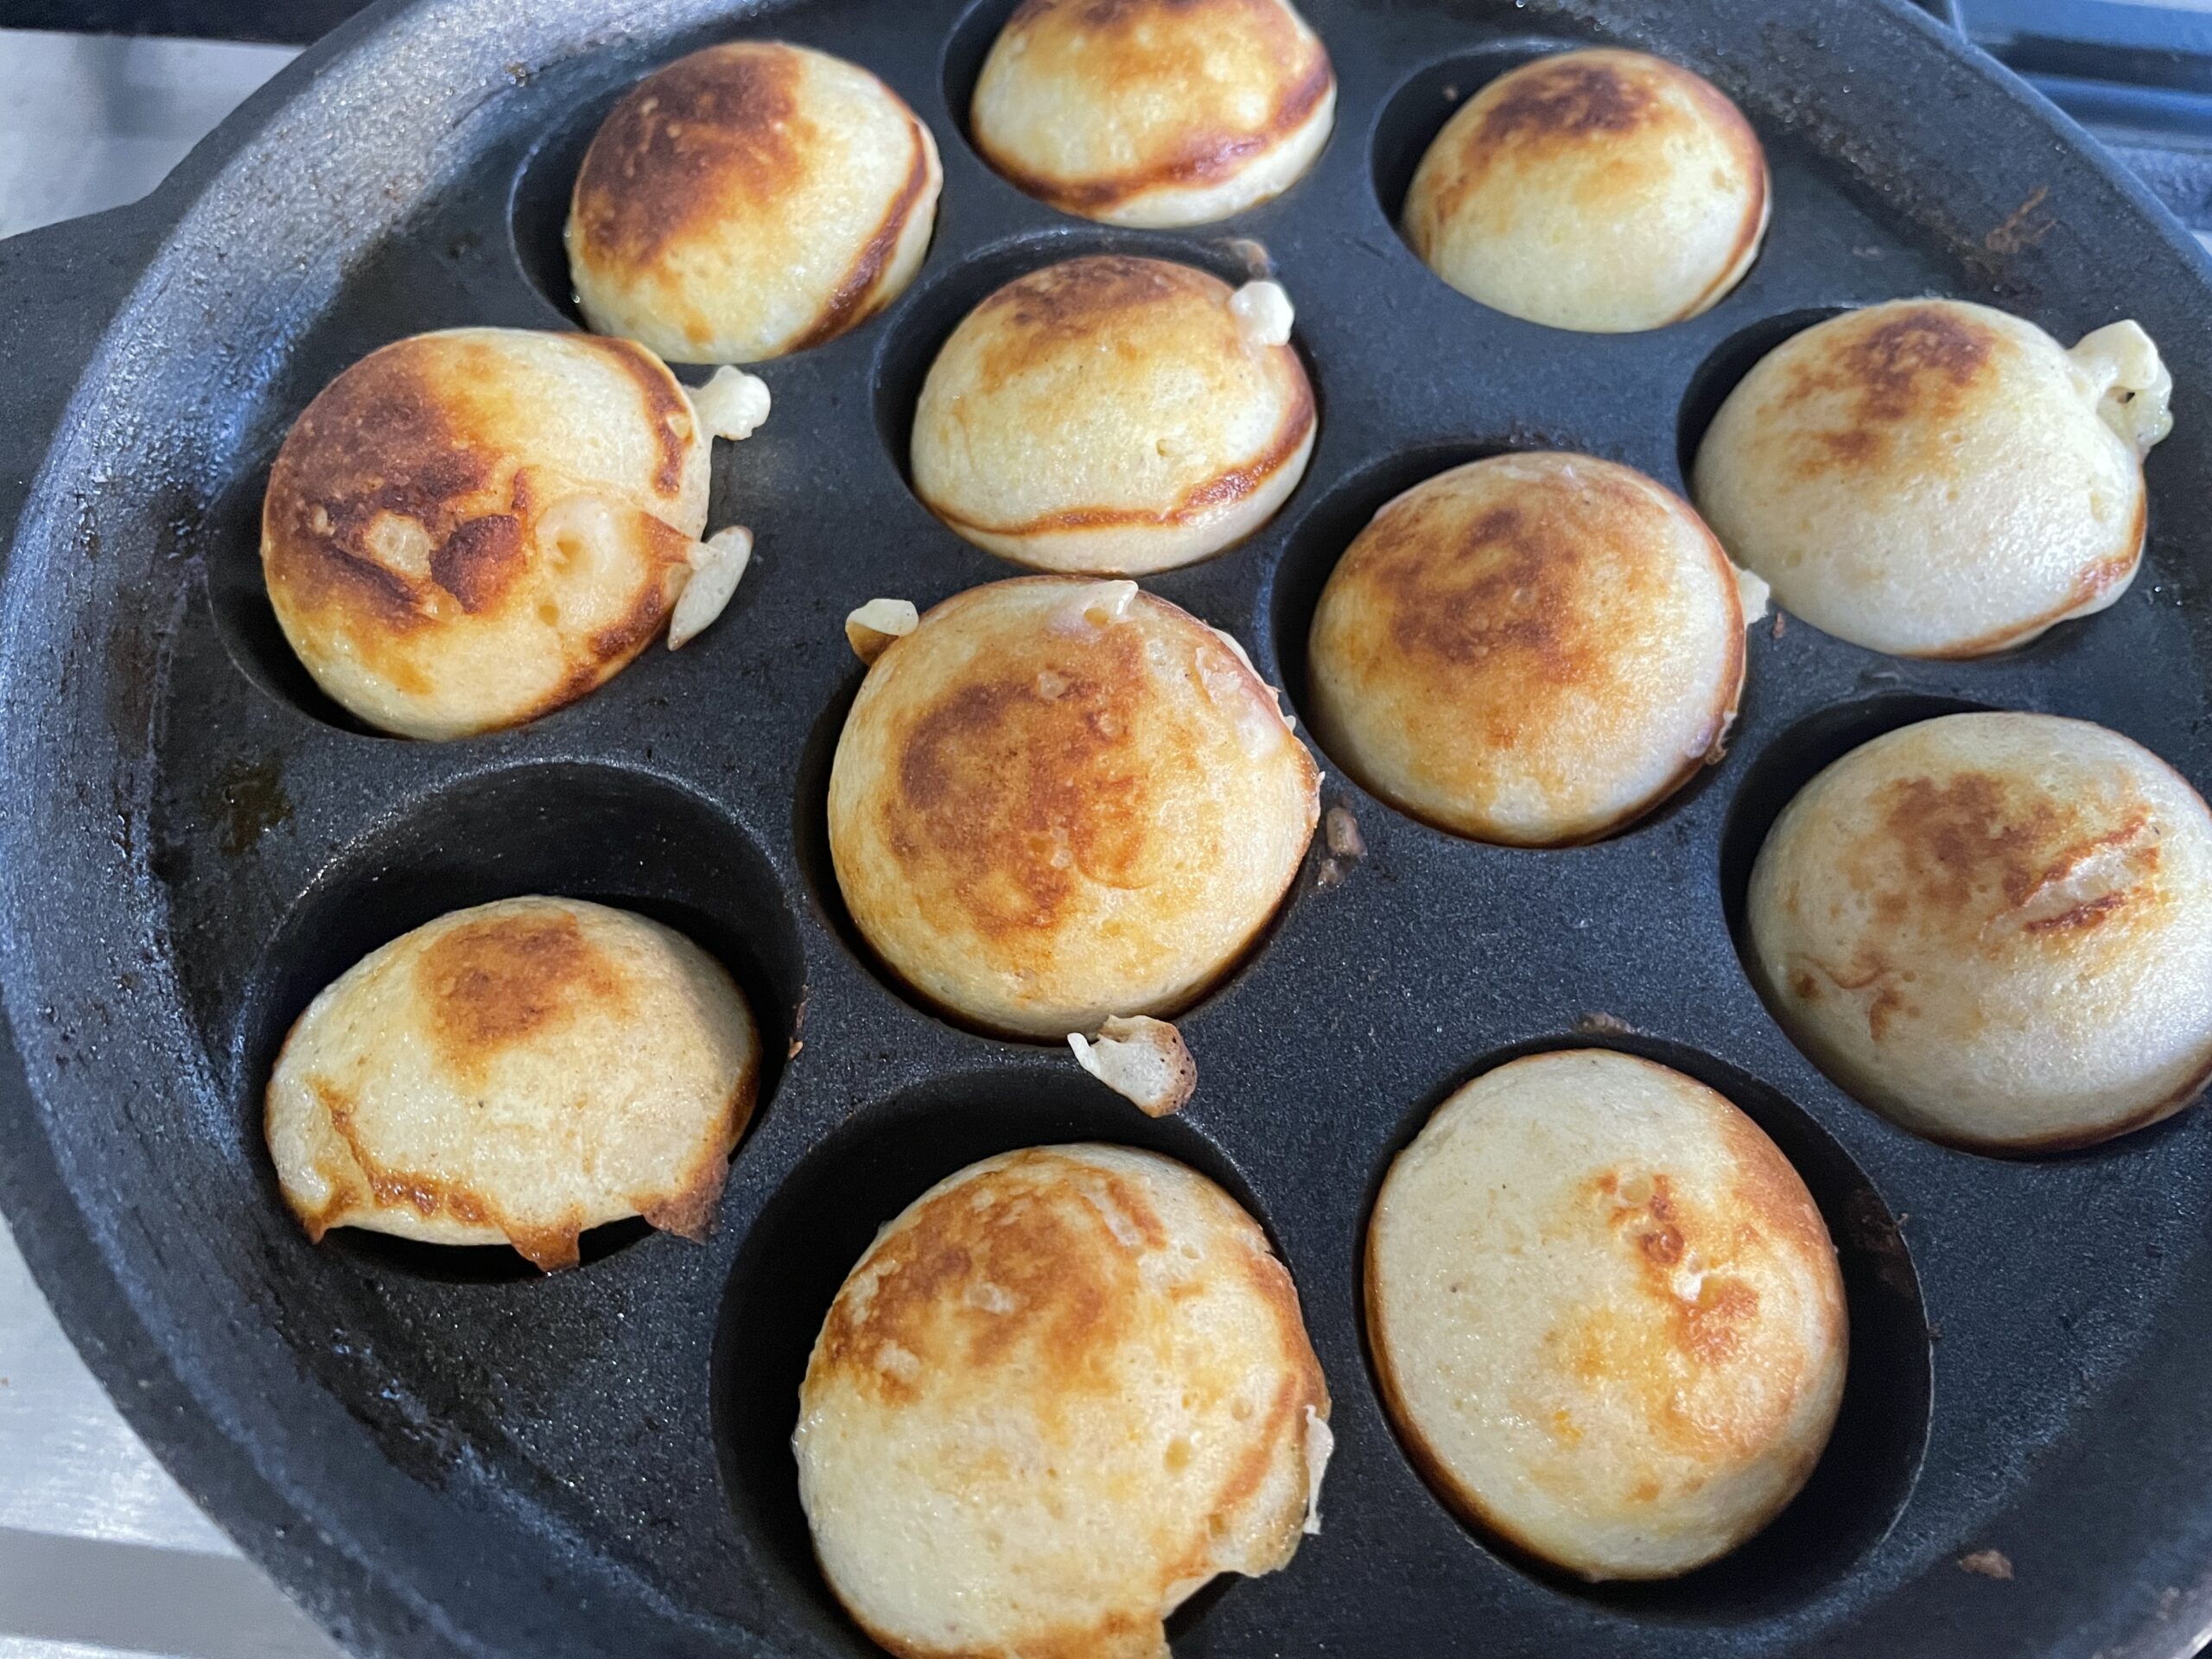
[911,256,1317,574]
[1747,713,2212,1150]
[1306,453,1750,846]
[827,576,1318,1037]
[1366,1050,1847,1580]
[797,1144,1332,1659]
[262,327,715,740]
[1693,301,2172,658]
[1403,49,1768,333]
[567,41,940,363]
[971,0,1334,227]
[264,897,760,1271]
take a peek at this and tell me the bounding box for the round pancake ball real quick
[265,896,760,1271]
[827,576,1319,1037]
[911,256,1316,575]
[798,1144,1332,1659]
[1306,453,1749,846]
[1367,1050,1847,1580]
[567,41,940,363]
[1746,713,2212,1151]
[970,0,1335,228]
[1693,302,2173,657]
[264,327,721,741]
[1403,49,1768,334]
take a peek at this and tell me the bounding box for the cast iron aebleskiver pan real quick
[4,0,2212,1654]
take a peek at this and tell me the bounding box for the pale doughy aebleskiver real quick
[261,327,764,740]
[264,896,760,1271]
[1694,300,2172,657]
[911,256,1316,575]
[970,0,1335,228]
[1306,452,1754,846]
[1366,1050,1847,1580]
[567,41,940,364]
[1746,712,2212,1150]
[826,576,1318,1037]
[797,1144,1332,1659]
[1403,48,1769,334]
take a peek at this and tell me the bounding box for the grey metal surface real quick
[0,27,340,1659]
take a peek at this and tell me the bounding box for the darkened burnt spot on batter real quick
[1358,471,1678,722]
[2024,892,2127,932]
[1370,501,1594,686]
[1558,1166,1788,1458]
[885,626,1154,937]
[1785,307,1997,474]
[813,1154,1164,1406]
[1478,57,1657,149]
[416,909,629,1073]
[428,513,524,612]
[1866,772,2037,917]
[572,43,812,275]
[264,347,504,627]
[1848,771,2161,937]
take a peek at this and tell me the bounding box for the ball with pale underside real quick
[827,575,1318,1037]
[264,896,760,1271]
[1746,713,2212,1151]
[262,327,760,740]
[911,256,1316,575]
[970,0,1335,228]
[1694,301,2172,658]
[797,1143,1332,1659]
[567,41,941,364]
[1306,452,1751,847]
[1403,48,1768,334]
[1366,1049,1847,1580]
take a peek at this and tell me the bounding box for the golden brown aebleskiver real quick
[1403,48,1768,333]
[1745,712,2212,1150]
[827,576,1318,1037]
[568,40,941,363]
[797,1144,1332,1659]
[970,0,1335,227]
[1366,1050,1847,1580]
[261,327,761,740]
[264,896,760,1271]
[911,255,1316,575]
[1306,452,1752,846]
[1693,300,2172,657]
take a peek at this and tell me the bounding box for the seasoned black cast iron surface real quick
[3,1,2212,1656]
